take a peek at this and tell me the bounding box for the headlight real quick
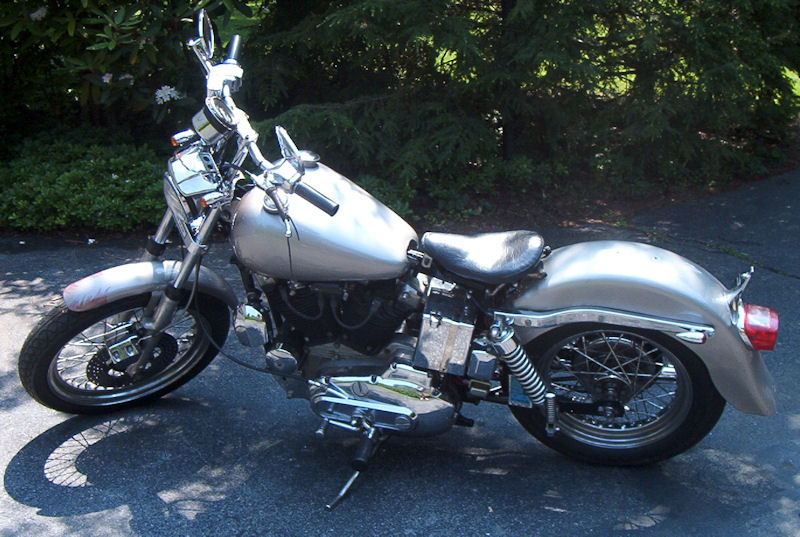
[167,144,219,196]
[191,96,234,145]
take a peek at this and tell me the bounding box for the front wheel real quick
[510,324,725,466]
[18,293,229,414]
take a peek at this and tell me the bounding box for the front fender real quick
[63,261,238,312]
[507,241,776,416]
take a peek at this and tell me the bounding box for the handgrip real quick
[226,34,242,63]
[295,182,339,216]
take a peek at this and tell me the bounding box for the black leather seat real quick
[420,230,545,284]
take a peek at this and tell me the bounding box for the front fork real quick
[125,206,222,377]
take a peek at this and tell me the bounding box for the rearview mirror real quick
[197,9,215,58]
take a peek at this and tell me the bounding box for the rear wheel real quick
[18,293,229,414]
[511,324,725,466]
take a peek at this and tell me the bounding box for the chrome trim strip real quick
[498,308,715,340]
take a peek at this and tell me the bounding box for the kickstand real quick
[324,428,386,511]
[325,469,361,511]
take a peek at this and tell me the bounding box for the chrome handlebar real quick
[189,32,339,217]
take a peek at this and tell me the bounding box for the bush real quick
[242,0,799,209]
[0,129,164,231]
[2,1,798,231]
[0,1,250,140]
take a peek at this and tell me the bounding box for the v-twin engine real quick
[307,340,456,437]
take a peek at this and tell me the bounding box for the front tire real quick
[18,293,229,414]
[511,324,725,466]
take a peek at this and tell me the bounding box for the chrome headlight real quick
[191,96,234,145]
[167,144,220,196]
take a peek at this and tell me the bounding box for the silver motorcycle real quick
[18,11,780,509]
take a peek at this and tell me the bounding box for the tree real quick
[244,0,799,211]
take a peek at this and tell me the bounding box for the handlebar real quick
[226,35,242,64]
[295,182,340,216]
[191,23,338,219]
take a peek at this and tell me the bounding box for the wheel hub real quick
[87,334,178,388]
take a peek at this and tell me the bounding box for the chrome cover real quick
[63,260,238,312]
[508,241,776,416]
[166,144,220,196]
[231,163,418,281]
[310,363,456,437]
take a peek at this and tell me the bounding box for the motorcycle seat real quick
[420,230,545,285]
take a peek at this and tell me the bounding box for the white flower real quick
[119,74,134,85]
[29,7,47,21]
[154,85,182,105]
[102,73,113,84]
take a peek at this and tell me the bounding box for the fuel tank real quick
[230,163,418,281]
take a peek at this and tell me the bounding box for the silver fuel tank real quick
[230,163,418,281]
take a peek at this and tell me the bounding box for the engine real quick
[252,277,456,437]
[262,278,418,359]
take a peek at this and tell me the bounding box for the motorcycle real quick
[18,11,780,509]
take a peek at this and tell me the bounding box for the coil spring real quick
[502,342,546,406]
[490,327,547,406]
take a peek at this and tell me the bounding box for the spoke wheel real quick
[511,324,725,466]
[19,294,229,414]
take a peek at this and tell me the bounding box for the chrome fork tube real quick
[141,210,176,261]
[126,206,222,377]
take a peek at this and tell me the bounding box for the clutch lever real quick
[237,168,294,237]
[265,186,294,238]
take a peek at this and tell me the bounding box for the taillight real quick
[742,303,779,351]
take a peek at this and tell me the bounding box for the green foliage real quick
[242,0,799,211]
[0,0,249,137]
[0,129,164,231]
[2,0,799,231]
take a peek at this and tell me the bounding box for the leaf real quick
[114,7,125,25]
[10,21,24,40]
[228,0,253,17]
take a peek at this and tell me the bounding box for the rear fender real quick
[505,241,776,416]
[63,261,238,312]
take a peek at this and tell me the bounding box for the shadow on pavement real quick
[4,396,796,537]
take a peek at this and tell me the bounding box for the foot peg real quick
[351,428,382,471]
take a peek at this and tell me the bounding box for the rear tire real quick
[18,293,229,414]
[511,324,725,466]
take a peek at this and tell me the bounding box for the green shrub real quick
[242,0,799,209]
[0,129,164,231]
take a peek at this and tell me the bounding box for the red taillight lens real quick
[742,303,779,351]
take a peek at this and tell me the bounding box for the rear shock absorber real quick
[489,316,547,406]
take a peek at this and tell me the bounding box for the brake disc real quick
[86,335,178,388]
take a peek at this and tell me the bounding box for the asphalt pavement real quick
[1,168,799,537]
